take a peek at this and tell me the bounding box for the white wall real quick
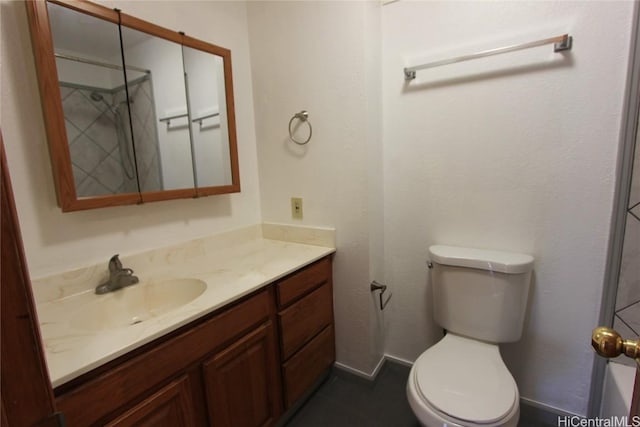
[49,1,124,91]
[55,55,119,90]
[382,1,633,416]
[0,0,261,278]
[247,1,385,375]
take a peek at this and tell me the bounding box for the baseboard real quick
[383,354,414,368]
[333,359,383,382]
[520,397,583,425]
[333,353,411,382]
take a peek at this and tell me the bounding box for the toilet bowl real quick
[407,245,534,427]
[406,334,519,427]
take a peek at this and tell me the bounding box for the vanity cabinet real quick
[53,256,334,425]
[55,288,281,426]
[276,257,335,408]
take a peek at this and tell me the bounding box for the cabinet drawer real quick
[278,283,332,360]
[282,326,334,408]
[277,257,331,307]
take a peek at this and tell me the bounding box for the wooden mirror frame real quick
[25,0,240,212]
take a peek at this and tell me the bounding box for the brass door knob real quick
[592,326,640,359]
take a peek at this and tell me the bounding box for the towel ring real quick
[288,110,312,145]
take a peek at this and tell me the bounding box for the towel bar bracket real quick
[554,35,573,52]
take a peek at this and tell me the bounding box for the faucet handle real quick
[108,254,123,273]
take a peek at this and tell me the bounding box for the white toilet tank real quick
[429,245,534,343]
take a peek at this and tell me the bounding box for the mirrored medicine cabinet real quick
[26,0,240,212]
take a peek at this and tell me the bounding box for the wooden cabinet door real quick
[203,323,281,427]
[105,376,196,427]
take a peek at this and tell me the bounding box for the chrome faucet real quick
[95,254,139,294]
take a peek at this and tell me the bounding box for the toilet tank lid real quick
[428,245,534,274]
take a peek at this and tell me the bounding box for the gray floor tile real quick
[285,393,371,427]
[286,362,418,427]
[285,361,555,427]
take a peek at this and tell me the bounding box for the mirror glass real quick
[47,2,137,197]
[28,0,241,211]
[182,45,232,187]
[119,25,194,192]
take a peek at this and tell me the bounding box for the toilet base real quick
[406,363,520,427]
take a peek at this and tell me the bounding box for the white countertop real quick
[33,224,335,388]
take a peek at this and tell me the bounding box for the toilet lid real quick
[413,334,517,424]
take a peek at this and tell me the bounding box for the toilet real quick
[407,245,534,427]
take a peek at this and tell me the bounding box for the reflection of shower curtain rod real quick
[54,53,150,74]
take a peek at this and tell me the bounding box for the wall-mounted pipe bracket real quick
[370,280,392,310]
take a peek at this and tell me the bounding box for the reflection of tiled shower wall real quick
[113,78,163,193]
[612,131,640,367]
[61,77,161,197]
[62,84,137,196]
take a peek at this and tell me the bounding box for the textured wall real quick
[381,1,633,415]
[247,1,385,375]
[0,0,261,277]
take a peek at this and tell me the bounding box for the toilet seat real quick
[411,333,518,425]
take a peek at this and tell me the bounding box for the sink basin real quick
[71,278,207,332]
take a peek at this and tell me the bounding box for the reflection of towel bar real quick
[55,52,150,74]
[159,113,188,126]
[370,280,392,310]
[192,112,220,127]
